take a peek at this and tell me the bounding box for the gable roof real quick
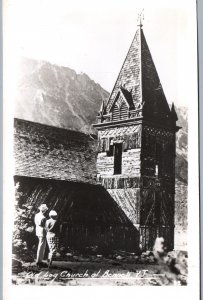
[14,118,97,184]
[15,175,140,251]
[15,175,138,227]
[109,87,135,112]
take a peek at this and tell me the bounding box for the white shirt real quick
[34,212,46,237]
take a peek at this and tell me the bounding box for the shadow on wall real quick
[14,176,140,256]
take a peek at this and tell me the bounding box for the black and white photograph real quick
[3,0,199,297]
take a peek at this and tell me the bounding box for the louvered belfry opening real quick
[120,102,128,119]
[112,101,129,122]
[112,104,120,121]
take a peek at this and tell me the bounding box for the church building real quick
[14,21,181,256]
[93,22,180,251]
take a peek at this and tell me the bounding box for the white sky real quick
[4,0,197,107]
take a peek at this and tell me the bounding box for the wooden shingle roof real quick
[15,176,137,227]
[14,118,97,183]
[106,28,142,112]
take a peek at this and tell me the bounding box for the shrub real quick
[12,182,37,262]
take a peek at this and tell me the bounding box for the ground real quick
[12,252,187,286]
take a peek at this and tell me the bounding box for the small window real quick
[114,143,122,175]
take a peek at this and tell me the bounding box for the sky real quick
[4,0,198,107]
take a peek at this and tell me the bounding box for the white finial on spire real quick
[137,9,144,27]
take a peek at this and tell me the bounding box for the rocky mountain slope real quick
[174,106,187,249]
[14,57,109,133]
[175,106,188,183]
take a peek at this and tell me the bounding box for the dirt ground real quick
[12,255,187,286]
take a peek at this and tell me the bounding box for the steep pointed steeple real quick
[93,21,179,252]
[101,24,173,125]
[106,26,143,112]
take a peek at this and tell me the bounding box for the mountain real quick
[175,106,188,183]
[173,106,187,249]
[14,57,187,184]
[14,57,109,133]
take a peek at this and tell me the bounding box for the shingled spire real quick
[106,26,143,112]
[100,24,175,126]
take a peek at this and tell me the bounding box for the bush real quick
[12,182,37,262]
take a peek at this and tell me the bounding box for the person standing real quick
[34,204,48,267]
[45,210,60,267]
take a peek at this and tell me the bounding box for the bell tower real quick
[93,22,180,251]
